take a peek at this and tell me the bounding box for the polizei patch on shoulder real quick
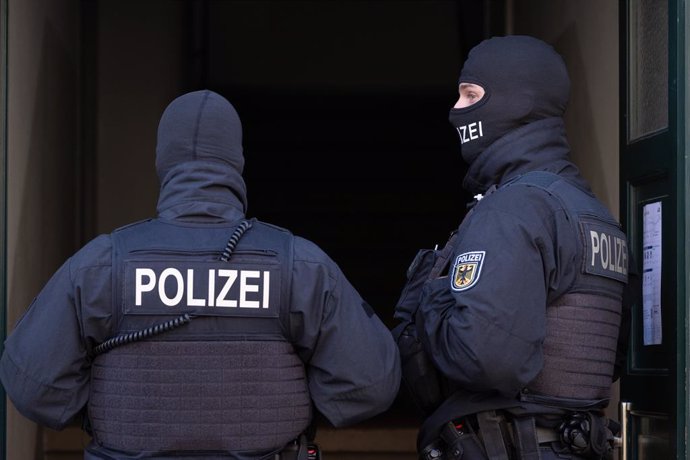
[451,251,485,291]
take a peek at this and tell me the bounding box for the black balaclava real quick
[448,35,570,165]
[156,90,244,184]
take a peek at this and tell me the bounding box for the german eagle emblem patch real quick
[451,251,485,291]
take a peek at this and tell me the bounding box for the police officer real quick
[0,90,401,459]
[394,36,628,460]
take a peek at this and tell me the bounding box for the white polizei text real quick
[456,121,483,144]
[589,231,627,275]
[135,268,271,308]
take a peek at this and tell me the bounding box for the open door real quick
[618,0,687,458]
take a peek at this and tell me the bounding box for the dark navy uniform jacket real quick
[0,91,401,457]
[415,117,623,398]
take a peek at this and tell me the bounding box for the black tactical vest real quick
[507,172,628,402]
[88,219,311,455]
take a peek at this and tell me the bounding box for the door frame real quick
[618,0,687,458]
[0,0,9,456]
[0,0,8,455]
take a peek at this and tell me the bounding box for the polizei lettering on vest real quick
[135,268,271,309]
[455,121,483,144]
[589,230,628,276]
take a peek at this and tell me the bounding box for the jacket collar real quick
[462,117,590,195]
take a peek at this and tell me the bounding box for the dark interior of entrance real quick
[90,0,503,322]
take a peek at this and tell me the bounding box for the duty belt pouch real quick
[438,421,489,460]
[277,435,321,460]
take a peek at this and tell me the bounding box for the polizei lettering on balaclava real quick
[123,259,281,317]
[455,121,484,145]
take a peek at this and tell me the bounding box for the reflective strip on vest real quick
[89,340,311,453]
[526,293,621,400]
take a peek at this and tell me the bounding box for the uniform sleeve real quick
[416,189,576,397]
[0,236,113,430]
[289,237,401,427]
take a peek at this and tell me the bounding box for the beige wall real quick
[6,0,80,458]
[513,0,620,217]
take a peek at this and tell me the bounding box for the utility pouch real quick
[304,443,321,460]
[277,435,321,460]
[392,248,441,415]
[393,233,459,416]
[392,247,444,416]
[394,248,437,323]
[395,230,458,322]
[419,423,488,460]
[394,231,458,324]
[397,322,445,415]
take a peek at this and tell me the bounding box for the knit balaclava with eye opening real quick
[448,35,571,165]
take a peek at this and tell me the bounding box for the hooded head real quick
[155,90,248,220]
[156,90,244,183]
[448,35,570,165]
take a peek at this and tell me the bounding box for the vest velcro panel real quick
[526,293,621,400]
[89,340,311,453]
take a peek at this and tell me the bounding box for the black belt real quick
[477,410,561,460]
[420,411,561,460]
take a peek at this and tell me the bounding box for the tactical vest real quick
[507,172,628,402]
[88,218,311,455]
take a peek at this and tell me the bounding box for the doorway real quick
[4,0,626,458]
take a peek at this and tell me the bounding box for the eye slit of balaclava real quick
[452,77,491,113]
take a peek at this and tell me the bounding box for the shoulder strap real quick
[232,219,296,342]
[430,232,459,279]
[504,170,561,189]
[279,224,296,343]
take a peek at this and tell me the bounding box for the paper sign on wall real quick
[642,201,662,346]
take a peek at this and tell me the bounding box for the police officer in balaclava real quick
[1,90,401,460]
[394,36,629,460]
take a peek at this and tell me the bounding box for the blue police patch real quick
[451,251,485,291]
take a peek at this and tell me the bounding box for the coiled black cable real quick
[221,219,253,261]
[91,314,191,358]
